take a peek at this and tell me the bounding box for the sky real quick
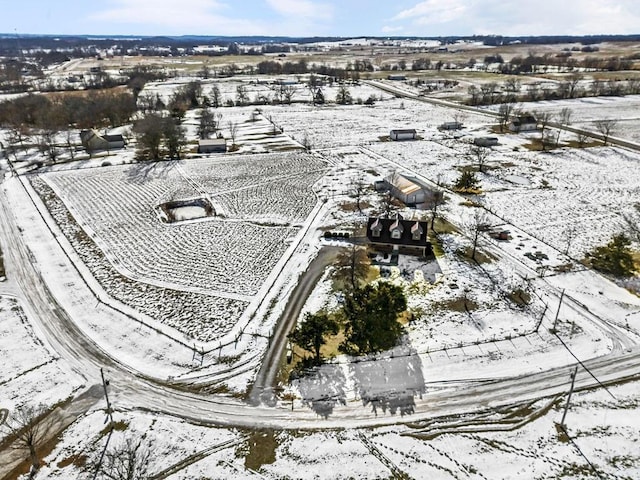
[1,0,640,38]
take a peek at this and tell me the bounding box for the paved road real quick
[248,246,340,406]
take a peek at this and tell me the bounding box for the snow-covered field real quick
[0,295,82,424]
[29,153,327,342]
[483,94,640,145]
[31,379,640,479]
[2,76,640,479]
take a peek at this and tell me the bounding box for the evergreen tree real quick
[588,234,635,277]
[289,311,339,365]
[341,282,407,355]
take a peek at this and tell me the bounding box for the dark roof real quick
[391,129,417,134]
[366,216,430,247]
[103,134,124,142]
[512,115,537,125]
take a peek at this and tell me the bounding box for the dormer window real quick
[371,218,382,238]
[389,217,403,239]
[411,221,423,241]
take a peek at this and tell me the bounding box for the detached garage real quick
[390,129,417,141]
[198,138,227,154]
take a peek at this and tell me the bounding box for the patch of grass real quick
[57,454,87,469]
[440,295,479,313]
[459,199,483,208]
[459,246,496,264]
[239,429,279,472]
[431,217,458,235]
[565,139,602,149]
[339,200,371,212]
[100,420,128,437]
[508,288,531,307]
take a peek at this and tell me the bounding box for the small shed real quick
[509,115,538,132]
[474,137,499,147]
[390,129,417,141]
[438,121,463,131]
[198,138,227,154]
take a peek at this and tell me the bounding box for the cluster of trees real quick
[133,113,186,160]
[499,53,635,74]
[468,75,640,107]
[0,90,136,163]
[289,245,409,372]
[586,234,636,277]
[288,281,407,370]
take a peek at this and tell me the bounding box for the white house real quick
[381,172,434,206]
[79,130,125,152]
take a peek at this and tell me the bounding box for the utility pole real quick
[560,366,579,427]
[94,368,114,480]
[100,368,114,426]
[551,289,565,333]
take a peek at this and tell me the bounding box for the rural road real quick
[365,79,640,153]
[248,246,340,406]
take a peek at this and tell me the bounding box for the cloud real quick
[89,0,267,35]
[265,0,333,21]
[382,25,404,33]
[392,0,468,24]
[390,0,640,36]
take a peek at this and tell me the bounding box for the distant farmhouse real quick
[474,136,499,147]
[390,129,417,141]
[198,138,227,154]
[377,172,435,207]
[387,74,407,81]
[366,214,432,257]
[509,114,538,132]
[438,121,463,131]
[80,130,125,153]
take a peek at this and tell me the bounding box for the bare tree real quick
[97,437,151,480]
[467,144,491,173]
[281,84,296,104]
[498,102,517,132]
[3,404,50,477]
[210,85,222,108]
[595,118,618,146]
[334,245,371,291]
[349,175,369,213]
[235,84,249,106]
[562,225,578,255]
[534,111,553,150]
[555,107,573,147]
[428,189,445,231]
[576,130,590,148]
[622,204,640,243]
[227,121,239,148]
[335,83,353,105]
[468,210,491,261]
[197,106,217,139]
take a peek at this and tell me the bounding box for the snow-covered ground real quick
[0,295,83,427]
[2,76,640,479]
[30,379,640,479]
